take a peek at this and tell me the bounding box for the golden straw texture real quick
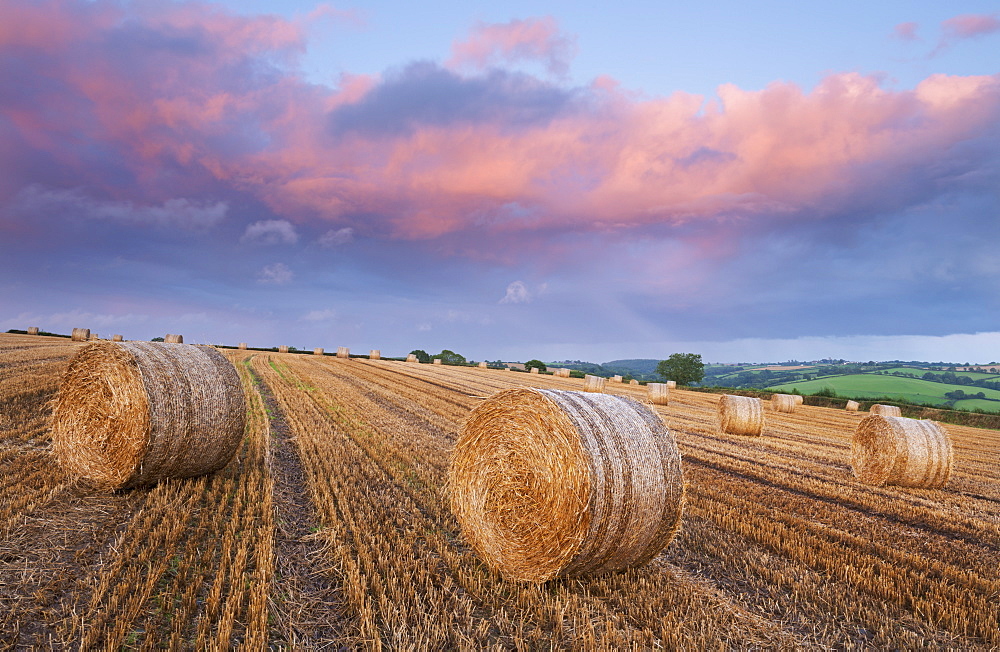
[852,415,952,488]
[772,394,797,413]
[370,350,381,360]
[846,400,860,412]
[164,334,184,344]
[112,334,123,342]
[870,404,902,417]
[336,347,350,358]
[71,328,90,341]
[584,375,607,393]
[51,342,246,490]
[449,388,685,583]
[314,348,325,356]
[27,327,39,335]
[717,395,764,436]
[648,383,669,406]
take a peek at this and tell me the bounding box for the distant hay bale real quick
[278,345,289,354]
[611,375,623,383]
[846,400,860,412]
[164,334,183,344]
[870,404,902,417]
[238,343,248,350]
[27,327,39,335]
[552,368,570,378]
[630,379,639,386]
[336,347,350,359]
[648,383,669,406]
[314,348,324,356]
[771,394,797,413]
[112,334,123,342]
[717,395,764,436]
[530,367,539,374]
[479,361,488,369]
[406,353,418,363]
[666,381,677,389]
[71,328,90,342]
[449,388,685,583]
[433,359,442,365]
[370,350,381,360]
[51,342,245,490]
[89,333,100,341]
[584,375,606,393]
[852,415,952,488]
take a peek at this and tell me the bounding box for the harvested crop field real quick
[1,332,999,649]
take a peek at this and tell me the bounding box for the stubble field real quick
[1,332,998,649]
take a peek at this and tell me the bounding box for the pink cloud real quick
[941,13,1000,39]
[448,17,577,77]
[893,21,918,41]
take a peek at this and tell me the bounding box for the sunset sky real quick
[2,0,998,363]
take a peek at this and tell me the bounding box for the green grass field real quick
[953,398,1000,412]
[768,374,1000,410]
[879,367,1000,381]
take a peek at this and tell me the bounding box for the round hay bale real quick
[529,367,539,374]
[852,415,952,488]
[648,383,669,406]
[370,350,381,360]
[278,345,290,354]
[238,342,248,350]
[71,328,90,342]
[666,381,677,389]
[51,342,246,490]
[406,353,418,363]
[611,375,623,383]
[870,404,902,417]
[433,358,442,365]
[846,400,860,412]
[314,347,324,356]
[771,394,797,413]
[27,327,39,335]
[479,361,488,369]
[630,379,639,386]
[164,334,183,344]
[89,333,100,341]
[793,395,803,405]
[584,375,607,393]
[449,388,685,583]
[718,395,764,436]
[336,347,350,359]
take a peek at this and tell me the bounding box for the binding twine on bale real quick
[718,395,764,436]
[771,394,797,413]
[51,342,246,490]
[852,415,952,488]
[164,334,183,344]
[846,400,860,412]
[648,383,669,406]
[870,404,902,417]
[449,388,685,583]
[584,375,607,393]
[71,328,90,342]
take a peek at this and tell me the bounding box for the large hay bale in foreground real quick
[870,404,902,417]
[27,327,39,335]
[164,334,183,344]
[112,334,123,342]
[71,328,90,342]
[584,375,606,393]
[846,400,860,412]
[648,383,669,406]
[51,342,246,490]
[370,350,380,360]
[314,347,324,356]
[406,353,418,363]
[771,394,797,413]
[336,347,350,359]
[718,395,764,436]
[852,415,952,488]
[666,381,677,389]
[449,388,684,583]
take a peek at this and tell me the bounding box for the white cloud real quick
[302,308,338,322]
[417,323,432,331]
[319,227,354,247]
[241,219,299,245]
[257,262,294,285]
[499,280,531,304]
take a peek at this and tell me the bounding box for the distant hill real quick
[546,358,661,380]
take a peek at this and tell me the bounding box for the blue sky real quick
[1,1,998,363]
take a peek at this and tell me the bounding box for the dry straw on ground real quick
[449,388,685,583]
[406,353,418,362]
[164,334,183,344]
[846,400,860,412]
[112,334,123,342]
[584,375,607,393]
[870,404,902,417]
[666,381,677,389]
[314,348,324,356]
[337,347,350,359]
[370,350,381,360]
[718,395,764,436]
[71,328,90,342]
[50,342,246,490]
[238,342,248,350]
[648,383,669,406]
[27,326,39,335]
[772,394,797,413]
[278,345,290,354]
[852,415,952,488]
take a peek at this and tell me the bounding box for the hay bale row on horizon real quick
[336,347,350,359]
[164,334,183,344]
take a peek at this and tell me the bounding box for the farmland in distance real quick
[1,332,999,649]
